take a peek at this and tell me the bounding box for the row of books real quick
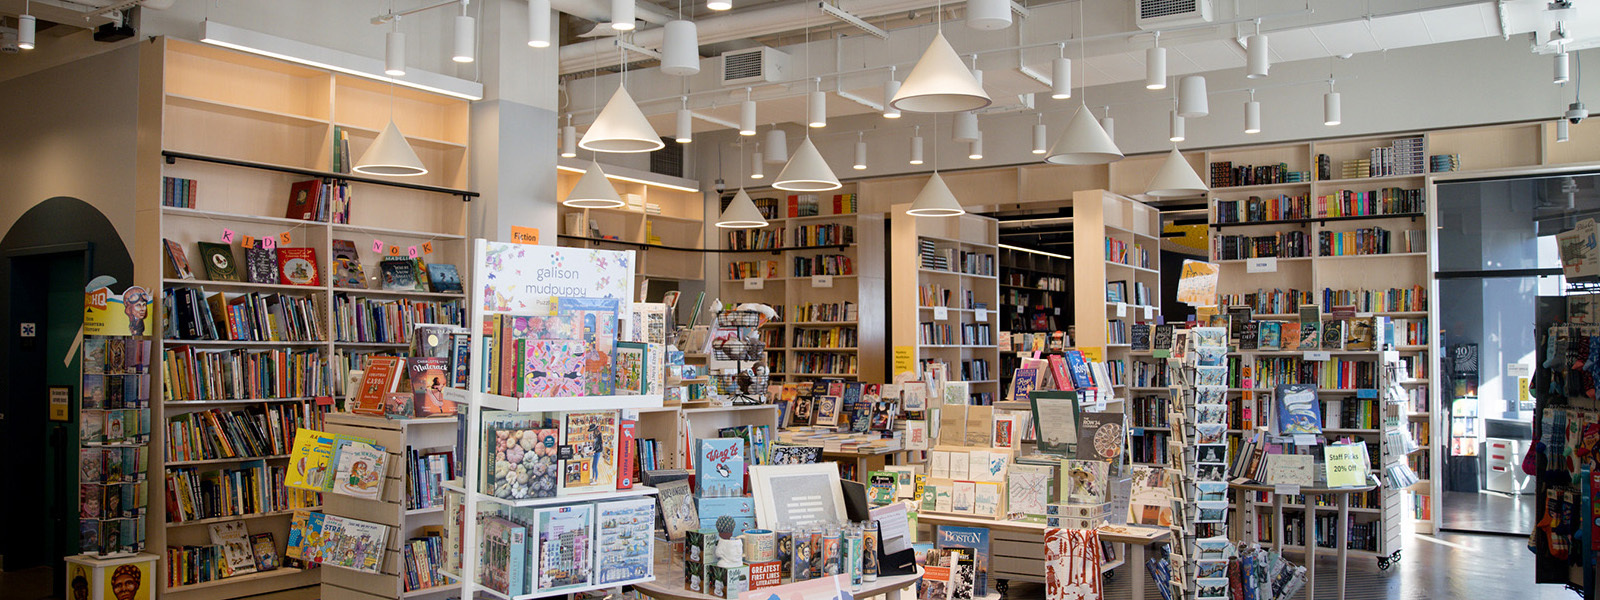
[331,296,465,344]
[401,535,449,592]
[1250,357,1379,389]
[727,259,780,280]
[164,461,319,523]
[81,445,148,486]
[82,408,151,446]
[1271,513,1380,551]
[959,323,993,346]
[1321,397,1382,429]
[780,193,856,218]
[1317,227,1424,256]
[1129,430,1170,464]
[725,228,783,250]
[791,253,853,276]
[1408,451,1431,480]
[1107,319,1127,345]
[404,446,456,511]
[961,358,991,382]
[1209,161,1311,188]
[162,346,331,402]
[81,480,147,521]
[792,352,859,376]
[1001,272,1068,290]
[1105,238,1151,269]
[1213,194,1313,223]
[918,238,945,270]
[166,288,326,342]
[472,497,654,597]
[793,223,854,247]
[163,176,199,208]
[920,322,955,345]
[1214,231,1311,260]
[1105,280,1153,305]
[791,326,857,349]
[164,404,307,462]
[284,179,354,224]
[1219,289,1317,316]
[478,298,623,399]
[1129,359,1174,388]
[1130,395,1172,427]
[919,284,954,308]
[83,516,144,557]
[791,301,855,323]
[998,330,1072,353]
[1322,286,1428,313]
[1104,358,1126,387]
[477,411,633,501]
[1002,288,1063,309]
[1213,187,1424,223]
[757,328,782,349]
[83,373,151,410]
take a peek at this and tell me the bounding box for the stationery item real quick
[1029,391,1080,456]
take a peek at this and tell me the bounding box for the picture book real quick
[286,428,337,491]
[426,263,463,293]
[380,258,421,291]
[285,180,321,220]
[245,242,278,284]
[1006,463,1053,523]
[480,516,528,596]
[209,521,258,577]
[695,437,744,497]
[276,247,320,286]
[284,509,325,567]
[407,356,456,417]
[1321,319,1345,350]
[868,471,897,505]
[1010,367,1038,403]
[250,532,279,571]
[1260,321,1282,350]
[560,411,619,495]
[1064,458,1110,504]
[614,341,649,394]
[656,479,698,540]
[331,239,365,288]
[1282,322,1302,351]
[1274,384,1322,435]
[332,440,387,500]
[1347,315,1376,350]
[319,514,389,574]
[533,504,595,593]
[936,526,990,593]
[814,395,842,427]
[197,242,241,282]
[1077,411,1125,462]
[595,498,655,585]
[164,239,194,280]
[353,356,404,415]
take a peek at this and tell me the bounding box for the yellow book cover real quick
[286,428,336,491]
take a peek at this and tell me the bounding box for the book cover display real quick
[560,411,620,495]
[77,330,152,557]
[533,504,595,593]
[696,438,745,498]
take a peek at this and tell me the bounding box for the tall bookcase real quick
[884,198,1000,398]
[716,185,886,384]
[555,160,705,295]
[134,38,473,599]
[996,247,1072,394]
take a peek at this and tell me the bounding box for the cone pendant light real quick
[890,32,991,113]
[1045,104,1122,165]
[563,161,625,208]
[1145,148,1208,197]
[580,87,665,153]
[773,137,840,191]
[355,120,428,176]
[717,189,767,228]
[907,173,965,217]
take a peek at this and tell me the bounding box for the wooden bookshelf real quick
[555,159,705,292]
[1071,190,1162,405]
[136,37,473,599]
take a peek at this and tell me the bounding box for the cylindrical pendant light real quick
[708,0,731,10]
[561,121,577,158]
[1146,148,1208,197]
[739,93,757,136]
[907,173,965,217]
[1177,76,1208,118]
[953,111,979,142]
[17,13,35,50]
[1100,106,1115,141]
[356,120,428,176]
[1145,35,1166,90]
[966,0,1012,30]
[884,71,902,119]
[765,128,787,163]
[1052,53,1072,100]
[1244,92,1261,134]
[528,0,551,47]
[910,129,925,165]
[580,87,664,153]
[453,13,475,63]
[717,189,768,228]
[968,131,983,160]
[1045,104,1122,165]
[611,0,635,30]
[1556,51,1571,85]
[1032,120,1048,155]
[1558,118,1571,143]
[1324,81,1341,126]
[661,20,700,76]
[854,134,868,170]
[1247,34,1269,79]
[751,143,765,178]
[564,161,625,208]
[808,87,827,128]
[385,27,406,76]
[891,31,992,113]
[774,137,841,191]
[675,103,693,144]
[1169,111,1185,142]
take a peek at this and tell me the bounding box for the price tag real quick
[1116,302,1128,317]
[812,275,834,288]
[1294,434,1318,446]
[1144,306,1155,320]
[1507,363,1532,377]
[1275,484,1301,496]
[933,306,950,321]
[743,277,764,290]
[1304,351,1331,361]
[1247,257,1278,273]
[976,309,989,322]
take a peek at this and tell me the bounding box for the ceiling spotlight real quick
[385,18,406,76]
[1146,32,1166,90]
[953,111,979,143]
[809,85,827,128]
[1169,110,1185,142]
[528,0,551,47]
[1556,51,1571,85]
[910,128,925,165]
[1177,76,1208,118]
[452,5,474,63]
[675,100,693,144]
[884,70,902,119]
[1246,22,1269,79]
[765,127,787,163]
[739,89,756,136]
[561,116,577,158]
[1052,51,1072,100]
[854,133,868,170]
[967,0,1012,30]
[1324,80,1341,126]
[18,13,35,50]
[611,0,636,30]
[1244,90,1261,134]
[661,20,701,76]
[708,0,731,10]
[1032,118,1048,155]
[1099,106,1115,141]
[968,131,983,160]
[751,144,765,178]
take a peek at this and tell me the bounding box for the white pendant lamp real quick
[581,87,664,153]
[751,145,765,178]
[528,0,551,47]
[1045,104,1122,165]
[774,137,840,191]
[1558,118,1571,143]
[808,86,827,128]
[1324,80,1341,126]
[611,0,635,30]
[739,91,757,136]
[17,1,35,51]
[765,128,787,163]
[1100,106,1115,141]
[967,0,1012,30]
[355,120,428,176]
[1244,93,1261,134]
[561,120,577,158]
[890,31,991,113]
[910,128,925,165]
[1246,32,1270,79]
[717,189,767,228]
[661,20,700,76]
[854,134,868,170]
[453,12,475,63]
[675,102,693,144]
[884,71,902,119]
[907,173,966,217]
[1556,51,1571,85]
[708,0,731,10]
[968,131,983,160]
[1169,111,1185,142]
[1145,148,1208,197]
[1177,76,1208,118]
[1145,34,1166,90]
[953,111,979,142]
[386,25,406,76]
[563,161,625,208]
[1032,119,1048,155]
[1052,52,1072,99]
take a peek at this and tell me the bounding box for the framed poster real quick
[1028,391,1080,456]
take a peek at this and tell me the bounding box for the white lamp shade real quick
[773,137,841,191]
[1051,57,1071,99]
[907,173,966,217]
[453,15,475,63]
[1146,148,1208,197]
[717,189,768,228]
[561,124,577,157]
[581,87,665,153]
[1045,105,1122,165]
[1558,118,1571,142]
[1557,51,1571,84]
[1244,100,1261,134]
[884,79,902,118]
[739,100,757,136]
[966,0,1012,30]
[1032,123,1047,154]
[1145,46,1166,89]
[910,135,924,165]
[1246,33,1269,79]
[968,132,983,160]
[751,154,765,178]
[808,90,827,128]
[708,0,731,10]
[1177,76,1208,118]
[891,32,991,113]
[1100,115,1115,140]
[661,20,700,75]
[611,0,635,30]
[854,141,868,170]
[17,14,35,49]
[528,0,551,47]
[355,120,427,176]
[1169,111,1185,142]
[564,161,625,208]
[765,128,787,163]
[385,30,406,76]
[676,108,693,143]
[1324,91,1341,126]
[953,111,979,142]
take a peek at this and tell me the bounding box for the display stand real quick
[633,554,923,600]
[65,553,161,600]
[915,514,1167,599]
[1230,482,1376,600]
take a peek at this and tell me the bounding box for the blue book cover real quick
[1064,350,1096,390]
[696,496,755,533]
[842,382,864,411]
[936,525,991,593]
[695,438,744,497]
[1274,383,1323,435]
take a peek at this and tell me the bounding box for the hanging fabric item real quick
[1045,527,1103,600]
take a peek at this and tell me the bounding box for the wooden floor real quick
[1440,490,1536,536]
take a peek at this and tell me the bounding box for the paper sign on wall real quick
[1080,347,1103,362]
[49,386,70,421]
[811,275,833,288]
[408,246,419,259]
[744,277,764,290]
[893,346,915,375]
[422,241,434,254]
[1247,257,1278,273]
[279,232,292,245]
[1507,363,1532,377]
[510,226,541,245]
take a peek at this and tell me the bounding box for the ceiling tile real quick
[1419,4,1497,43]
[1310,20,1382,56]
[1267,29,1331,62]
[1174,40,1246,72]
[1366,12,1432,48]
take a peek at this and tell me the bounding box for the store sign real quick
[744,278,764,290]
[1246,257,1277,273]
[811,275,833,288]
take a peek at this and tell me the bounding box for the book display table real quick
[820,447,915,478]
[1229,482,1378,600]
[633,554,924,600]
[915,514,1170,599]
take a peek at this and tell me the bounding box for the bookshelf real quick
[555,159,705,293]
[1071,190,1162,417]
[996,247,1072,394]
[136,38,473,599]
[716,185,887,385]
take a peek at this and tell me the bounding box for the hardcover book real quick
[353,356,404,415]
[1321,319,1345,350]
[197,242,242,282]
[1282,322,1302,351]
[408,356,456,417]
[380,258,421,291]
[1274,384,1323,435]
[245,242,278,284]
[209,521,258,577]
[164,239,194,279]
[1131,323,1151,350]
[285,180,321,221]
[656,479,698,540]
[814,395,842,427]
[695,438,744,497]
[250,532,279,571]
[426,263,463,293]
[331,239,366,288]
[1259,321,1282,350]
[276,247,321,286]
[332,440,387,500]
[1152,325,1176,354]
[1077,411,1125,462]
[1010,367,1038,403]
[1298,306,1322,349]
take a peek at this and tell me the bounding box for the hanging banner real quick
[479,242,634,313]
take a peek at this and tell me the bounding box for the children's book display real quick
[79,334,153,557]
[286,428,390,501]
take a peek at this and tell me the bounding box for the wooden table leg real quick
[1336,493,1350,600]
[1130,542,1147,600]
[1304,495,1317,600]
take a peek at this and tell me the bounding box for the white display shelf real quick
[463,390,665,412]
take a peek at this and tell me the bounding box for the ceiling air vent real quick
[721,47,790,86]
[1135,0,1213,30]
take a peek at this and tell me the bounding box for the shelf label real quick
[511,226,541,245]
[1356,388,1378,399]
[1116,302,1128,317]
[811,275,834,288]
[1144,306,1155,320]
[441,387,470,405]
[1294,434,1318,446]
[1131,427,1145,436]
[744,277,765,290]
[933,306,950,321]
[1247,257,1278,273]
[1274,484,1301,496]
[1304,351,1331,361]
[1017,306,1025,314]
[976,309,989,322]
[1054,307,1061,316]
[1507,363,1532,377]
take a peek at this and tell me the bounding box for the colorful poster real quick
[479,242,634,314]
[1175,259,1220,307]
[84,279,151,337]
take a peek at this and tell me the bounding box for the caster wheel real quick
[1104,571,1116,581]
[1377,557,1391,571]
[996,579,1009,597]
[1392,550,1402,562]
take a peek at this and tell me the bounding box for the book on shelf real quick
[318,514,390,574]
[163,176,198,208]
[330,239,366,289]
[165,239,195,280]
[198,242,243,282]
[209,521,258,577]
[285,180,322,221]
[245,242,278,284]
[277,248,321,286]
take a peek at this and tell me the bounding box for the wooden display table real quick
[1228,482,1377,600]
[916,513,1171,599]
[633,557,922,600]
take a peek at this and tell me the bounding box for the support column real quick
[469,0,560,243]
